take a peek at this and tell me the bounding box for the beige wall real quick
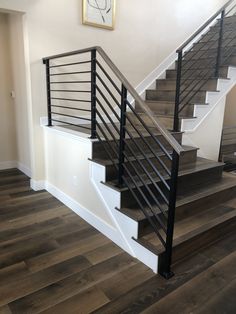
[8,13,32,174]
[0,13,17,165]
[44,127,114,225]
[224,86,236,126]
[0,0,226,180]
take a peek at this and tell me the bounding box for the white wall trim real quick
[90,161,159,273]
[89,162,135,256]
[0,161,17,170]
[30,179,45,191]
[182,66,236,133]
[0,160,31,177]
[42,124,95,144]
[132,51,177,101]
[45,181,128,253]
[17,162,31,177]
[130,14,219,103]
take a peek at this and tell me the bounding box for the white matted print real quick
[82,0,116,30]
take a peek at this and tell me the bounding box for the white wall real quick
[0,13,17,167]
[224,86,236,126]
[0,0,226,180]
[8,13,32,176]
[183,96,226,161]
[44,127,115,225]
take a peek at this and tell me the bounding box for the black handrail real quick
[174,0,236,131]
[43,46,185,278]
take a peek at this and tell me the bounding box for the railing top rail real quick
[43,46,184,155]
[177,0,234,52]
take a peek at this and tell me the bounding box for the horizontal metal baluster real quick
[96,60,122,95]
[51,89,91,93]
[51,97,91,103]
[124,113,172,177]
[96,123,119,157]
[121,163,167,236]
[123,128,170,202]
[124,124,171,191]
[180,30,235,88]
[96,73,120,106]
[96,102,120,135]
[122,145,169,214]
[122,176,167,246]
[96,94,120,121]
[51,105,91,112]
[51,119,91,130]
[50,60,91,68]
[51,112,91,121]
[126,101,173,162]
[179,35,236,112]
[95,132,119,170]
[96,111,120,148]
[50,71,91,76]
[50,80,91,84]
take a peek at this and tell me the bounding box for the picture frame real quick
[82,0,116,30]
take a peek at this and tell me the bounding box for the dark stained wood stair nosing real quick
[101,158,225,192]
[132,207,236,258]
[115,173,236,223]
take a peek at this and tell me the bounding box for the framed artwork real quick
[82,0,116,30]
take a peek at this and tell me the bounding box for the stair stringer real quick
[182,66,236,132]
[90,161,159,273]
[182,66,236,160]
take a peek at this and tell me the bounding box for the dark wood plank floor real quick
[0,168,235,314]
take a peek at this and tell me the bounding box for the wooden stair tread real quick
[90,145,197,167]
[118,173,236,222]
[135,112,197,120]
[134,205,236,256]
[103,157,224,192]
[143,100,209,106]
[222,153,236,163]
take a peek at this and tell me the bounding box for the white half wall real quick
[183,96,227,161]
[41,125,159,272]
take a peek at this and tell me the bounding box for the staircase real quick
[42,0,236,278]
[137,12,236,131]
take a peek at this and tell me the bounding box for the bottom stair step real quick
[133,201,236,264]
[117,172,236,224]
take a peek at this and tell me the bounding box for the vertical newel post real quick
[215,9,225,78]
[91,49,97,139]
[118,84,127,186]
[44,59,52,126]
[159,150,179,279]
[174,50,183,132]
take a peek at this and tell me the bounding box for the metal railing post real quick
[215,10,225,77]
[174,50,183,132]
[158,150,180,279]
[91,49,97,139]
[118,84,127,186]
[44,59,52,126]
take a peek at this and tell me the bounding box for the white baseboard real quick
[0,160,17,171]
[0,160,32,179]
[30,179,45,191]
[45,181,126,252]
[17,162,31,177]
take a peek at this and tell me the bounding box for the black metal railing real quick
[219,126,236,170]
[174,0,236,131]
[43,46,184,278]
